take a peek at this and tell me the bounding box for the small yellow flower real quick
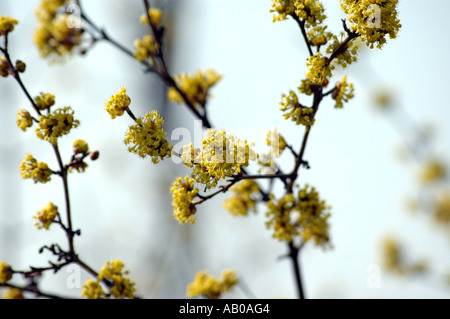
[98,260,136,299]
[168,69,222,107]
[305,52,333,85]
[34,202,58,230]
[270,0,326,28]
[341,0,401,49]
[81,278,106,299]
[434,193,450,225]
[420,160,446,185]
[124,111,173,163]
[187,270,238,299]
[134,35,159,62]
[0,261,13,284]
[223,180,260,217]
[35,106,80,144]
[326,33,359,68]
[73,139,89,155]
[20,154,53,184]
[34,92,55,110]
[16,109,34,132]
[279,90,315,127]
[171,176,199,224]
[105,87,131,119]
[140,8,162,26]
[0,16,18,36]
[266,128,287,158]
[182,130,256,189]
[332,75,354,109]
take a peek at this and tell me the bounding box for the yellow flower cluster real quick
[20,154,53,184]
[381,237,428,275]
[140,8,162,26]
[134,35,159,63]
[182,129,256,189]
[326,33,359,68]
[270,0,326,28]
[332,75,354,109]
[434,193,450,225]
[34,9,83,60]
[340,0,401,49]
[306,52,333,85]
[35,106,80,144]
[171,176,199,224]
[0,16,18,36]
[298,79,314,96]
[124,111,173,163]
[33,202,58,230]
[82,260,136,299]
[105,87,131,119]
[307,25,333,47]
[279,90,315,127]
[16,109,34,132]
[266,128,287,158]
[223,180,260,217]
[420,160,446,185]
[2,288,24,299]
[0,261,13,284]
[68,139,90,173]
[265,185,331,246]
[34,92,55,110]
[73,139,89,154]
[168,69,222,107]
[186,270,238,299]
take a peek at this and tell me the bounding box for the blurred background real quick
[0,0,449,299]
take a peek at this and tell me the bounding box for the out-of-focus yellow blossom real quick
[332,75,354,109]
[326,33,359,68]
[171,176,199,224]
[2,288,24,299]
[265,185,331,246]
[35,106,80,144]
[0,16,18,36]
[223,180,260,217]
[34,92,55,110]
[134,35,159,63]
[20,154,53,184]
[306,52,333,85]
[270,0,326,28]
[105,87,131,119]
[124,111,173,163]
[187,270,238,299]
[81,278,105,299]
[373,89,393,110]
[340,0,401,49]
[35,0,67,23]
[420,160,446,185]
[296,185,331,246]
[34,14,83,60]
[266,128,286,158]
[73,139,89,155]
[16,109,34,131]
[168,70,222,107]
[434,193,450,225]
[182,129,256,189]
[0,55,12,77]
[265,193,297,242]
[307,25,333,47]
[279,90,315,127]
[0,262,13,284]
[33,202,58,230]
[256,154,278,175]
[140,8,162,26]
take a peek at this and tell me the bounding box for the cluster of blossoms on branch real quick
[1,0,404,299]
